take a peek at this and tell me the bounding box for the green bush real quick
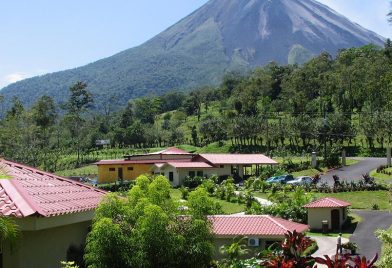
[183,176,204,188]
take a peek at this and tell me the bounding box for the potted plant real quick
[342,241,358,255]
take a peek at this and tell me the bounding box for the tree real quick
[85,175,214,268]
[187,187,222,219]
[63,81,93,165]
[31,95,57,130]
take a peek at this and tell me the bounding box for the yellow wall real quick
[97,163,152,183]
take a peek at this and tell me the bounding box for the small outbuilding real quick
[304,197,351,231]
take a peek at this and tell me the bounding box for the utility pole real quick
[323,105,327,162]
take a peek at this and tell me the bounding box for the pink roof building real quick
[0,159,105,218]
[304,197,351,231]
[96,147,277,186]
[0,159,107,268]
[208,215,309,237]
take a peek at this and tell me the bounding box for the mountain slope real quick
[0,0,384,108]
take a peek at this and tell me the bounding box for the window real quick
[197,171,203,177]
[169,172,174,182]
[189,171,196,178]
[109,168,115,172]
[127,166,134,171]
[220,165,224,168]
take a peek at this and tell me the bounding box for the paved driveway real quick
[321,157,387,185]
[311,236,349,258]
[350,210,392,259]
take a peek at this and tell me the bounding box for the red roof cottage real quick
[304,197,351,231]
[97,147,278,186]
[208,215,309,256]
[0,159,106,268]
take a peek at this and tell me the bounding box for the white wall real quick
[307,207,347,230]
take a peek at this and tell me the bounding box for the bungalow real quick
[208,215,309,257]
[304,197,351,231]
[96,147,277,186]
[0,159,106,268]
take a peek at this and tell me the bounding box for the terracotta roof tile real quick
[199,154,277,165]
[304,197,351,208]
[0,159,106,218]
[208,215,309,236]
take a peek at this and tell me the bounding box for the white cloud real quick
[0,70,49,89]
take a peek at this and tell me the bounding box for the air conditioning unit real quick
[248,237,259,247]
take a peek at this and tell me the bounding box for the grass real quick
[55,165,98,177]
[170,189,245,214]
[314,191,391,210]
[307,213,362,239]
[370,169,392,183]
[253,190,391,210]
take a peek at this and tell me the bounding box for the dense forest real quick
[1,43,392,172]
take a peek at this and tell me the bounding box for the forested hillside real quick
[0,0,384,109]
[0,43,391,172]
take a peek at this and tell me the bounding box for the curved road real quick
[350,210,392,259]
[321,157,387,184]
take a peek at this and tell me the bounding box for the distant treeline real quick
[1,42,392,171]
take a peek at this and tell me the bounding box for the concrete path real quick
[311,236,349,258]
[235,191,273,207]
[254,196,273,206]
[321,157,387,185]
[350,210,392,259]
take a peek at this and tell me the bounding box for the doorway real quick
[118,167,123,180]
[331,209,340,230]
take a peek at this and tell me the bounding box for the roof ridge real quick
[266,215,289,232]
[2,159,106,195]
[10,179,45,216]
[326,197,349,206]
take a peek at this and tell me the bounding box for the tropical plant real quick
[261,230,316,268]
[219,237,250,267]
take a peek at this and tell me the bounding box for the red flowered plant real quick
[350,254,378,268]
[314,254,378,268]
[261,230,315,268]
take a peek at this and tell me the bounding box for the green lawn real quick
[314,191,391,210]
[370,169,392,183]
[254,190,391,210]
[55,165,98,177]
[170,189,245,215]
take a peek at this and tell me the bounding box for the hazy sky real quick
[0,0,390,88]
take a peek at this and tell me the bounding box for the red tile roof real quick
[208,215,309,236]
[165,162,214,168]
[96,159,193,165]
[199,154,277,165]
[0,159,106,218]
[304,198,351,208]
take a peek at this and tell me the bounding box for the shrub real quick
[179,186,189,200]
[372,204,380,210]
[183,176,204,188]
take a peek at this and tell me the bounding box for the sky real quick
[0,0,391,89]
